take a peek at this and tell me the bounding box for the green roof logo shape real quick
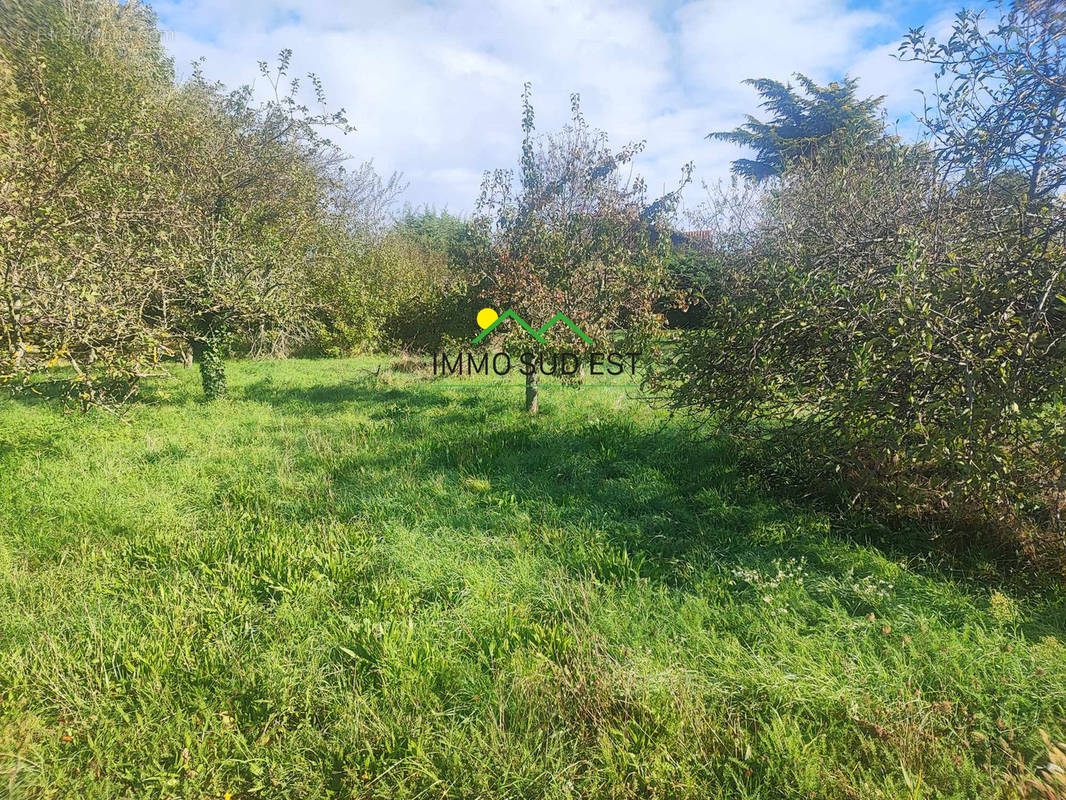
[471,309,592,345]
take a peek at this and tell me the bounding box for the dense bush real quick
[663,177,766,329]
[380,210,488,352]
[300,209,484,356]
[652,1,1066,567]
[654,143,1065,558]
[0,0,180,406]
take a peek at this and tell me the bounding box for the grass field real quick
[1,357,1064,799]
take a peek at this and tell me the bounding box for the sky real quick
[150,0,972,216]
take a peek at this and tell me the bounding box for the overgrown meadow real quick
[1,358,1064,799]
[4,0,1066,796]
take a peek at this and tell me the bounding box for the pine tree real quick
[711,74,885,180]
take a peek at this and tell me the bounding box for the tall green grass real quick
[0,358,1063,798]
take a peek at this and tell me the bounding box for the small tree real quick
[158,53,350,399]
[476,86,689,412]
[0,1,358,407]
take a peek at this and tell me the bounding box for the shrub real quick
[652,3,1066,569]
[651,138,1066,567]
[304,209,482,356]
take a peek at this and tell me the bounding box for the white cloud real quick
[847,8,959,134]
[674,0,888,99]
[152,0,944,214]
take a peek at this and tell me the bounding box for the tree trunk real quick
[194,330,227,400]
[525,368,538,414]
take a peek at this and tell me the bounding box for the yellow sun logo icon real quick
[476,307,499,329]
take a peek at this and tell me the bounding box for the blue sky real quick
[151,0,978,214]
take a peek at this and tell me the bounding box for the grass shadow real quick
[240,376,456,413]
[283,378,1066,643]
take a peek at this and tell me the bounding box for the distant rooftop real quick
[679,230,714,240]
